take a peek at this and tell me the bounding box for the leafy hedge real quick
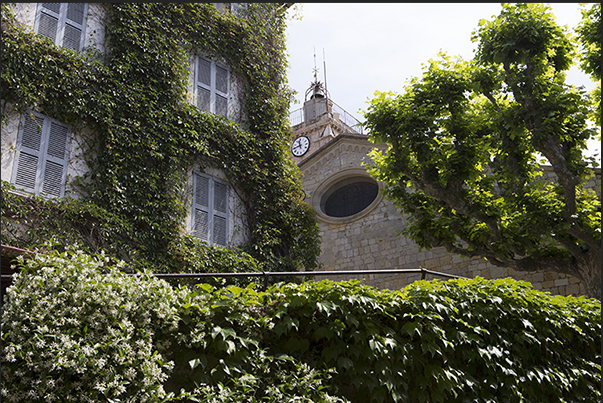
[2,250,601,402]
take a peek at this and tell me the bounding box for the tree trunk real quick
[578,252,602,300]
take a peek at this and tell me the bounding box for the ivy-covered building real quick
[1,3,320,278]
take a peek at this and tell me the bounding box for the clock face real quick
[291,136,310,157]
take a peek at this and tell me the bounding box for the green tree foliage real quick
[2,250,600,402]
[1,3,320,274]
[364,4,601,298]
[576,3,601,126]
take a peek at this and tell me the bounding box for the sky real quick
[284,3,600,162]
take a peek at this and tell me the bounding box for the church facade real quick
[289,78,601,297]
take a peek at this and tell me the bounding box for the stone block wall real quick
[299,134,600,297]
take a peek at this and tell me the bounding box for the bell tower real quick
[289,57,363,163]
[302,65,332,121]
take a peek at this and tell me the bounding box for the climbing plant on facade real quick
[1,3,321,274]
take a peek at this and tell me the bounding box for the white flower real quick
[94,381,107,394]
[125,367,137,380]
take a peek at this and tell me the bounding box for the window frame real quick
[321,178,380,218]
[191,172,230,246]
[230,3,248,16]
[11,110,72,198]
[311,168,384,225]
[194,55,231,118]
[34,3,88,51]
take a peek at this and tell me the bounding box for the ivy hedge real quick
[2,249,600,402]
[1,3,320,274]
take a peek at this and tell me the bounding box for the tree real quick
[576,3,601,127]
[364,3,601,298]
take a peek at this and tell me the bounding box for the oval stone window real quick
[320,177,379,218]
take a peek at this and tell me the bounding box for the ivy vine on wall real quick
[1,3,321,274]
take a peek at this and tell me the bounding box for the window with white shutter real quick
[230,3,248,16]
[195,56,230,118]
[35,3,88,51]
[192,173,230,246]
[12,111,71,198]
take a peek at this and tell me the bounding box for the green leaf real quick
[401,321,422,338]
[337,356,354,370]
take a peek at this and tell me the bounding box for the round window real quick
[320,177,379,218]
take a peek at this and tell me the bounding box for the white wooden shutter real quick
[14,114,44,193]
[195,56,229,117]
[41,2,61,13]
[215,65,229,117]
[12,112,71,198]
[193,173,210,241]
[38,4,60,43]
[36,3,88,51]
[66,3,86,25]
[230,3,248,15]
[194,209,209,242]
[14,153,39,192]
[197,58,212,112]
[213,216,227,246]
[213,182,227,213]
[42,122,70,197]
[192,173,229,246]
[195,174,210,207]
[62,23,82,51]
[213,181,228,246]
[197,87,211,112]
[198,58,211,86]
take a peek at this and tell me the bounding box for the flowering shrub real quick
[1,249,182,402]
[1,248,346,402]
[2,249,601,402]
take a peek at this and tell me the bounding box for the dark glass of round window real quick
[322,178,379,218]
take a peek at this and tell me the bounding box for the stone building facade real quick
[290,79,601,297]
[1,3,258,249]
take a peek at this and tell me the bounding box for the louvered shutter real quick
[193,174,210,241]
[36,3,88,51]
[14,154,39,193]
[194,209,209,242]
[14,114,44,193]
[192,173,229,246]
[12,112,71,197]
[198,58,211,86]
[62,3,87,51]
[195,56,229,117]
[215,65,229,117]
[216,66,228,93]
[195,174,209,207]
[42,161,64,196]
[214,182,227,214]
[215,95,227,117]
[66,3,85,24]
[197,58,211,112]
[197,88,211,112]
[213,182,228,246]
[42,2,61,12]
[213,216,227,246]
[63,23,82,50]
[42,122,70,197]
[38,5,59,43]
